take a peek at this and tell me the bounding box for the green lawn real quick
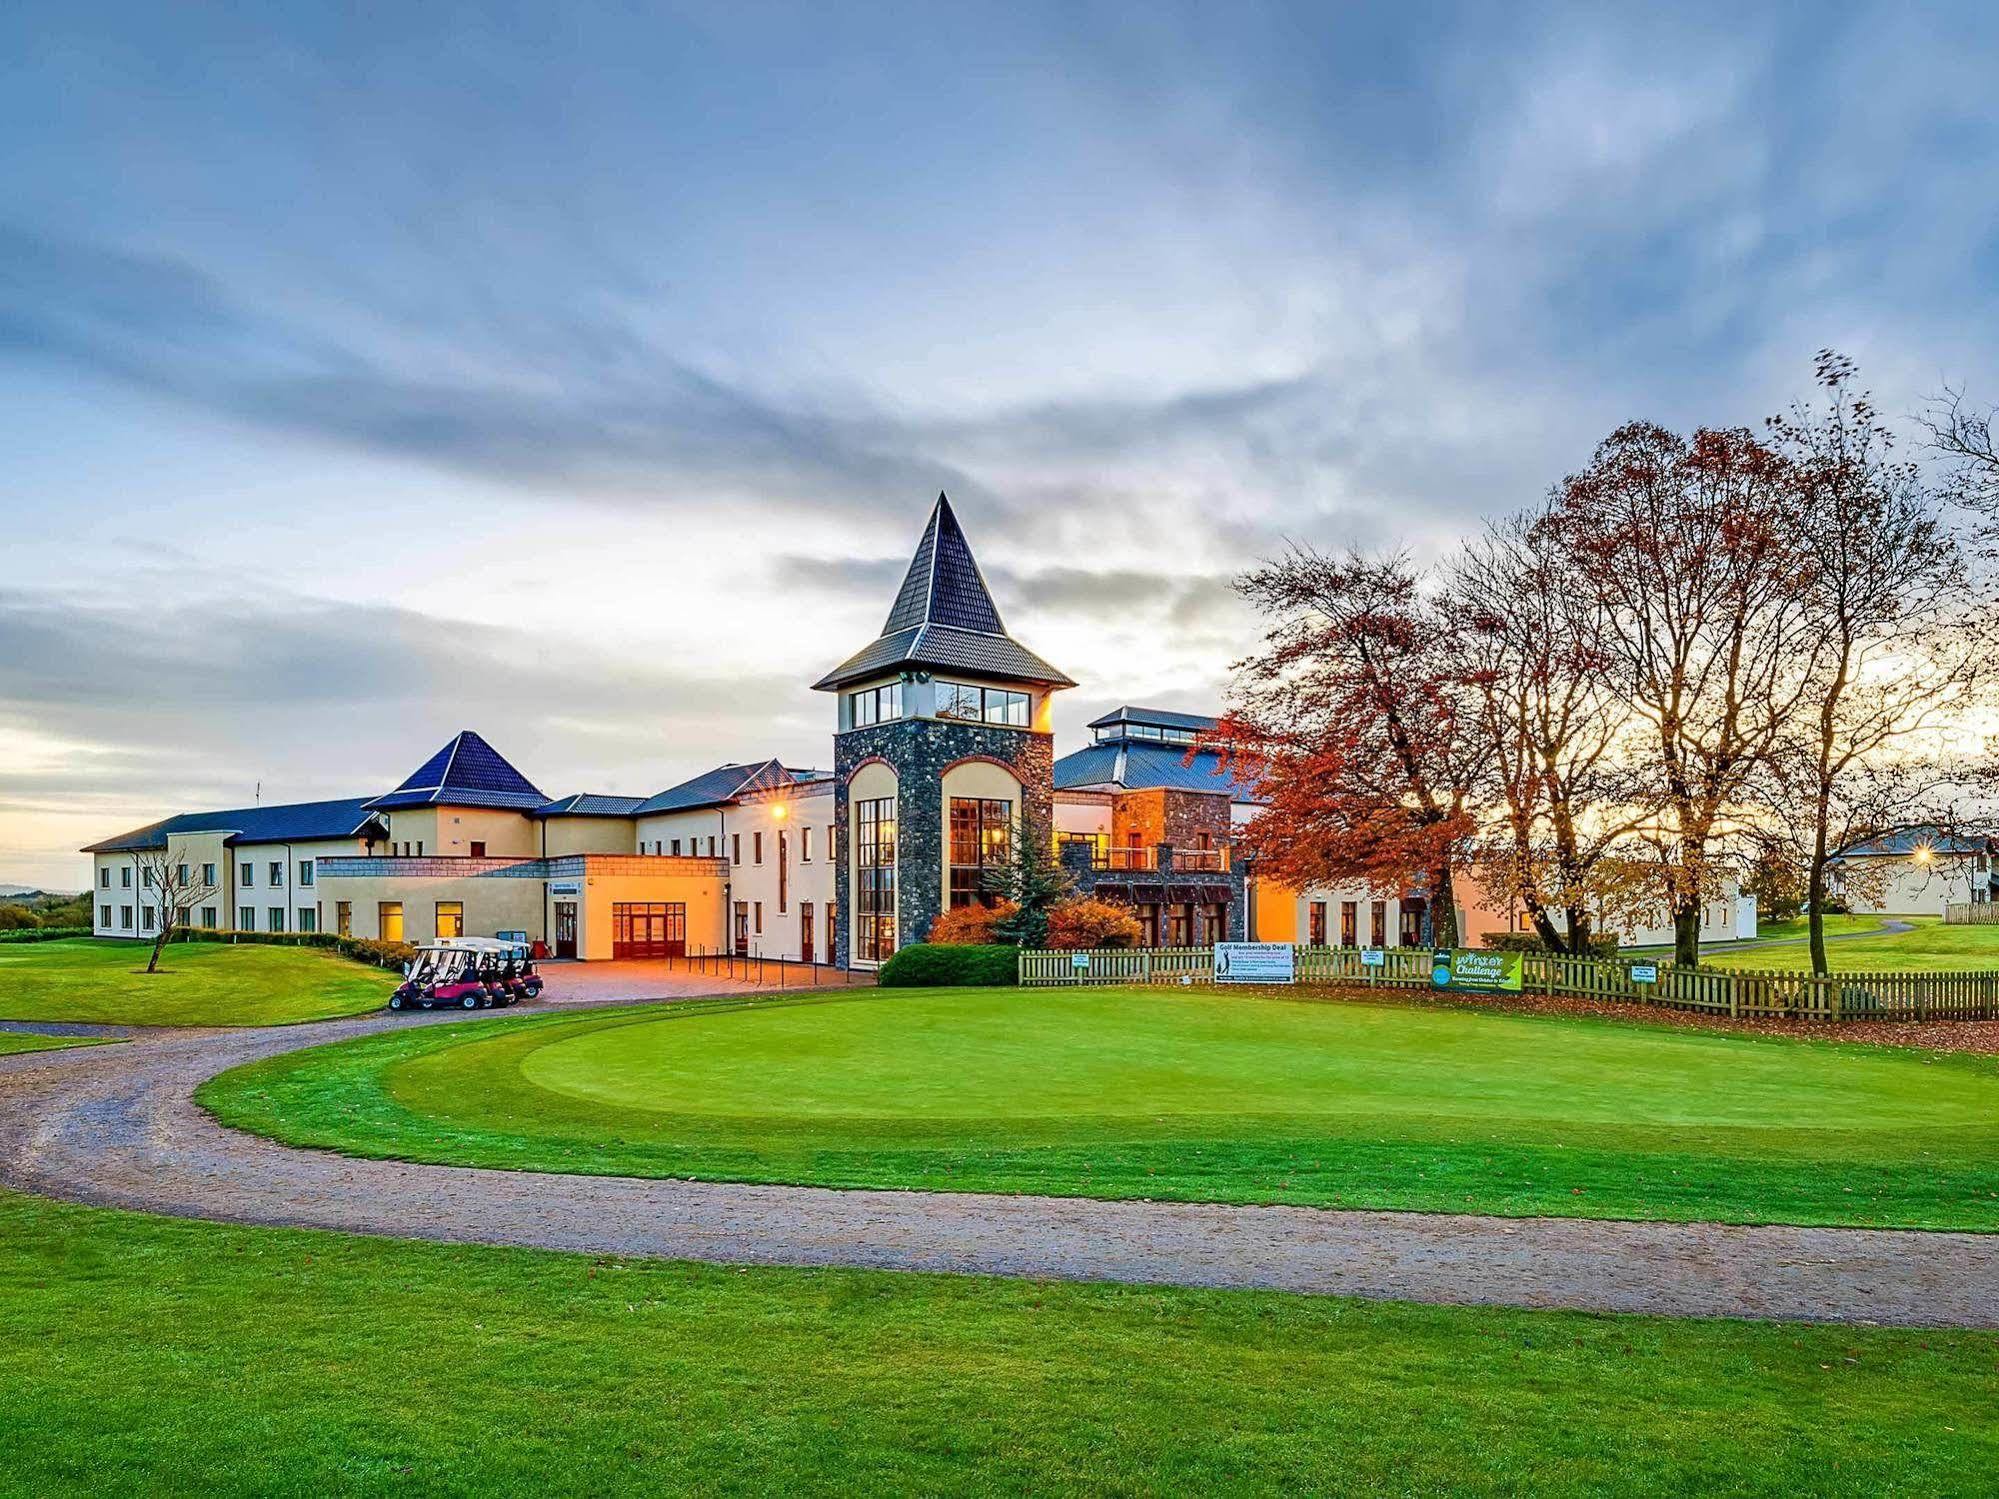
[0,1031,114,1057]
[1,1189,1992,1496]
[1702,917,1999,973]
[0,939,393,1026]
[202,988,1999,1230]
[1747,914,1898,943]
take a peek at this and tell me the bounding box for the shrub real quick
[0,925,91,945]
[171,928,417,969]
[0,905,36,931]
[1044,896,1143,950]
[1480,930,1620,958]
[876,943,1019,988]
[925,901,1018,946]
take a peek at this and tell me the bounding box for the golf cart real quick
[388,938,543,1011]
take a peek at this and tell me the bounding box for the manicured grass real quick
[0,939,392,1026]
[0,1189,1993,1496]
[0,1031,114,1057]
[1702,917,1999,973]
[1748,914,1897,943]
[202,988,1999,1230]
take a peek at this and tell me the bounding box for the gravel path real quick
[2,1006,1996,1327]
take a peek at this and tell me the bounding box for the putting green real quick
[519,991,1992,1130]
[202,988,1999,1229]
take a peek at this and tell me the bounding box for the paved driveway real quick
[2,1002,1995,1328]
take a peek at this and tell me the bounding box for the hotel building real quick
[85,493,1750,961]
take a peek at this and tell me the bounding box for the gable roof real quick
[634,759,796,816]
[813,494,1076,693]
[531,793,648,819]
[82,797,387,854]
[363,730,548,812]
[1830,826,1993,860]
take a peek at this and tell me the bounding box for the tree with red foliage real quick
[1539,420,1821,966]
[1213,549,1486,949]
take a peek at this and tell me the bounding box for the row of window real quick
[98,859,313,890]
[1308,899,1423,949]
[97,904,317,933]
[640,827,833,864]
[845,680,1033,730]
[1091,723,1199,746]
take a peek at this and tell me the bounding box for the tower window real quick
[936,682,1030,727]
[948,797,1012,908]
[854,796,897,963]
[848,682,902,728]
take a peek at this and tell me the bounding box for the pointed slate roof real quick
[813,493,1076,692]
[363,730,549,812]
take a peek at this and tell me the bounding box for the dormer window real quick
[938,682,1030,727]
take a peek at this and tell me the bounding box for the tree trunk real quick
[146,920,170,975]
[1672,901,1701,968]
[1806,821,1832,979]
[1429,866,1459,949]
[1564,906,1592,955]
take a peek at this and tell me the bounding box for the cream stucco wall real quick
[1835,855,1983,916]
[317,867,549,945]
[537,816,638,856]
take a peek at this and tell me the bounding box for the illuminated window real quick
[436,901,464,939]
[378,902,404,943]
[854,796,896,963]
[948,797,1012,908]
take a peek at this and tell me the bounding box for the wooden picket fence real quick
[1018,944,1999,1023]
[1945,902,1999,925]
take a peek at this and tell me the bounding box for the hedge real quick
[170,928,418,969]
[876,943,1020,988]
[0,926,91,945]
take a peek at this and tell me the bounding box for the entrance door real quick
[800,902,815,964]
[554,901,578,959]
[612,902,686,960]
[734,901,750,955]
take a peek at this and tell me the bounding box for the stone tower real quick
[813,494,1074,967]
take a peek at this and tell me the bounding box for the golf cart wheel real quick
[388,993,404,1011]
[461,992,480,1009]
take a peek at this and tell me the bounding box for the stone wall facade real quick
[832,718,1055,966]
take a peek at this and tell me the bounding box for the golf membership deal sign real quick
[1214,942,1296,985]
[1429,948,1524,994]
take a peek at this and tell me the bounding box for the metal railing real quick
[1171,847,1230,872]
[1018,943,1999,1022]
[671,946,873,988]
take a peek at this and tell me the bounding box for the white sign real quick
[1214,942,1296,984]
[1072,951,1091,970]
[1360,948,1387,967]
[550,881,582,897]
[1630,962,1659,984]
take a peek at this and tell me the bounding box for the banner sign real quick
[1215,942,1296,984]
[1429,948,1523,993]
[1629,963,1659,984]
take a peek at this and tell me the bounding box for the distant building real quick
[1827,827,1994,916]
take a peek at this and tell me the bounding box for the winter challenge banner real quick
[1429,948,1524,993]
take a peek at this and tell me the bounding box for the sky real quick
[3,2,1997,890]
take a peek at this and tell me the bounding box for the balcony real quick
[1102,845,1157,871]
[1172,846,1230,873]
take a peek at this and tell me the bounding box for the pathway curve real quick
[2,1004,1995,1328]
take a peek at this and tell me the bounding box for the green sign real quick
[1429,948,1523,994]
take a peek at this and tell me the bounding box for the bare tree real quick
[1445,509,1651,954]
[1921,384,1999,524]
[133,839,220,975]
[1541,422,1822,966]
[1766,353,1986,975]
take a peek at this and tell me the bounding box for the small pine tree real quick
[985,810,1075,948]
